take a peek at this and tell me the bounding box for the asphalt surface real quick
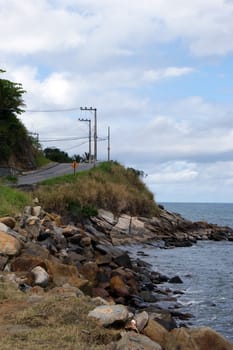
[17,162,94,185]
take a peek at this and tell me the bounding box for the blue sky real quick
[1,0,233,202]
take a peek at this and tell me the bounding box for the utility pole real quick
[107,126,110,161]
[80,107,97,166]
[78,118,91,163]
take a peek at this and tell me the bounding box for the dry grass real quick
[36,161,159,217]
[0,294,119,350]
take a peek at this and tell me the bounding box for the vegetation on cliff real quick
[35,161,159,218]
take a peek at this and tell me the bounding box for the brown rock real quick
[11,256,47,272]
[92,287,109,298]
[188,327,233,350]
[110,275,130,297]
[0,217,16,229]
[80,236,92,247]
[46,259,89,291]
[165,328,198,350]
[0,231,21,256]
[81,262,99,285]
[142,318,168,348]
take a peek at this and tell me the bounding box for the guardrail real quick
[0,166,20,176]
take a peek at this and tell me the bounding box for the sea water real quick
[127,203,233,341]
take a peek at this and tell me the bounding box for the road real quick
[17,162,94,186]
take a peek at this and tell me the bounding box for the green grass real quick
[0,183,32,216]
[34,152,51,168]
[35,161,159,217]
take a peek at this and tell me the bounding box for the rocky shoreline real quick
[0,204,233,349]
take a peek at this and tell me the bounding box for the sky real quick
[1,0,233,203]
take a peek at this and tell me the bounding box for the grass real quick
[0,294,120,350]
[36,161,159,217]
[0,275,27,302]
[34,152,51,168]
[0,183,32,216]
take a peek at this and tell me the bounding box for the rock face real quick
[92,208,233,246]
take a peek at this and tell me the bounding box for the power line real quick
[40,136,89,142]
[26,107,81,113]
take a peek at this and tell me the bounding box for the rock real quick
[168,276,183,284]
[88,304,129,327]
[32,206,42,217]
[0,216,16,229]
[11,255,47,272]
[81,262,100,285]
[0,222,10,233]
[150,311,177,331]
[0,256,8,270]
[31,266,49,287]
[110,275,130,297]
[142,318,168,348]
[165,327,198,350]
[135,311,149,332]
[114,252,132,268]
[45,259,89,291]
[92,287,109,298]
[80,236,92,247]
[188,327,233,350]
[0,231,21,256]
[98,209,116,225]
[165,327,233,350]
[113,331,162,350]
[114,215,131,234]
[25,216,41,239]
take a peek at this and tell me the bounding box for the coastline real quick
[0,205,233,349]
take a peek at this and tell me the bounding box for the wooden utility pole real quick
[107,126,110,161]
[80,107,97,166]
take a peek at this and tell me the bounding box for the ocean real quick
[127,202,233,341]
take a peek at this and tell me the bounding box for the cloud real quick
[143,67,195,82]
[149,161,199,184]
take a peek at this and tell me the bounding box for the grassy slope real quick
[0,278,119,350]
[0,182,31,216]
[36,161,159,217]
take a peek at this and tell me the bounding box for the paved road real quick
[17,162,94,186]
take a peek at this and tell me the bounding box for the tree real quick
[0,69,25,118]
[44,147,72,163]
[0,70,36,168]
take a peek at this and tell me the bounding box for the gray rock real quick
[113,331,162,350]
[88,304,129,327]
[31,266,49,287]
[135,311,149,332]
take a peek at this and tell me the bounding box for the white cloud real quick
[143,67,195,82]
[149,161,199,184]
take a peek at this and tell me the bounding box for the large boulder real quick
[165,327,233,350]
[0,231,21,256]
[114,331,162,350]
[0,217,16,229]
[142,318,168,348]
[88,304,129,327]
[188,327,233,350]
